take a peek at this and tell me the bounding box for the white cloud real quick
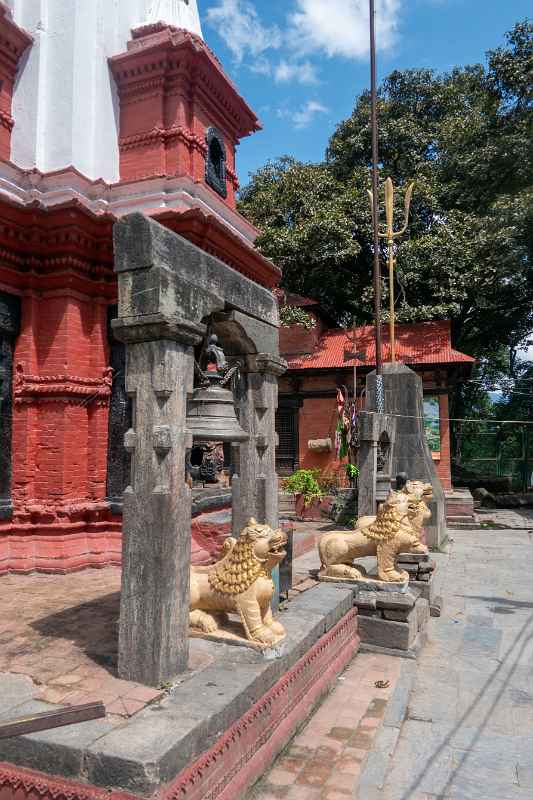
[205,0,282,64]
[287,0,401,60]
[279,100,329,129]
[274,59,319,85]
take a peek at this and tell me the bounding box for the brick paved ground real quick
[0,568,213,719]
[247,653,402,800]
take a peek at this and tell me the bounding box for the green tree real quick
[239,21,533,367]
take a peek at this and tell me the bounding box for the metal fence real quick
[452,421,533,492]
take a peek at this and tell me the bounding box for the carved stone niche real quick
[357,411,397,518]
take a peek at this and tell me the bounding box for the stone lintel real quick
[246,353,287,376]
[358,410,396,442]
[113,214,279,328]
[111,313,205,346]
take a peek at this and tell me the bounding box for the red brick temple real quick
[0,1,280,575]
[276,292,475,490]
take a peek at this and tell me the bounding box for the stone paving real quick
[249,526,533,799]
[476,506,533,530]
[370,527,533,800]
[0,568,213,719]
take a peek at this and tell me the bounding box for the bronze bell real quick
[187,380,248,443]
[186,334,249,444]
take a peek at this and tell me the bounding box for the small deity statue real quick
[205,334,228,373]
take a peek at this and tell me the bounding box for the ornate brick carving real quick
[14,365,113,405]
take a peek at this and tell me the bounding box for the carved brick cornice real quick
[0,4,33,68]
[109,26,260,141]
[14,365,113,405]
[155,206,281,288]
[0,199,116,293]
[119,125,208,156]
[0,762,127,800]
[225,164,239,191]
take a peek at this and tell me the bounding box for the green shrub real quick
[344,464,359,481]
[282,469,323,507]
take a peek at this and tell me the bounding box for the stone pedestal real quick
[356,587,430,654]
[366,363,447,549]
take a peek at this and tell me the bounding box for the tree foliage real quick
[239,21,533,370]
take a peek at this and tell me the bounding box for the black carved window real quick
[276,406,299,475]
[205,127,227,198]
[0,292,21,520]
[106,306,132,513]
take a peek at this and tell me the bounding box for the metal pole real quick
[369,0,384,409]
[388,237,395,362]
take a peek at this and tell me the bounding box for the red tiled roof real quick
[285,320,475,370]
[273,289,320,307]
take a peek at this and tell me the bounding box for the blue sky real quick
[199,0,531,189]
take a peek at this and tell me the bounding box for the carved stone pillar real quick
[232,354,287,537]
[114,319,201,687]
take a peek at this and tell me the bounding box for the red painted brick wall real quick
[434,393,452,490]
[292,386,453,489]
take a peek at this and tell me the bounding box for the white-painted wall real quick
[8,0,203,182]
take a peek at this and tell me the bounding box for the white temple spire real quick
[145,0,203,37]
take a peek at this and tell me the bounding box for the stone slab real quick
[396,552,429,563]
[382,609,410,622]
[357,608,418,651]
[367,591,417,611]
[320,575,409,593]
[0,584,356,798]
[415,597,430,631]
[113,214,279,330]
[409,577,435,603]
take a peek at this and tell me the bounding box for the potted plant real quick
[282,469,324,520]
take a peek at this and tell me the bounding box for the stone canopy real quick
[112,213,286,687]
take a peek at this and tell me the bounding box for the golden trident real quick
[368,178,414,362]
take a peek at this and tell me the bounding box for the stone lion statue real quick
[190,518,287,648]
[318,489,428,583]
[356,479,433,544]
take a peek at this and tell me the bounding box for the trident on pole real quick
[368,178,414,362]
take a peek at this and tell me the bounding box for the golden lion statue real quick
[190,518,287,648]
[356,480,433,544]
[318,488,429,583]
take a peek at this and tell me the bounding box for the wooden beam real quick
[0,702,105,740]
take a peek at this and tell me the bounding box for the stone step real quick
[448,522,482,530]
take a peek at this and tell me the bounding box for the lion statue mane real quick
[190,518,287,647]
[318,488,429,583]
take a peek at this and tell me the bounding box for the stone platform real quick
[0,572,359,800]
